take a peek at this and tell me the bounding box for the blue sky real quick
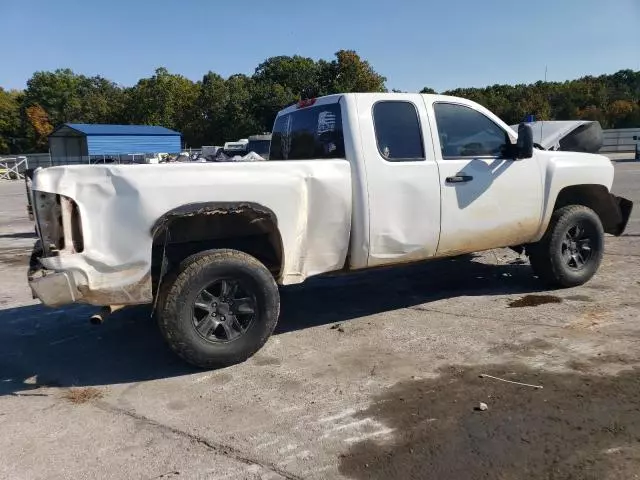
[2,0,639,92]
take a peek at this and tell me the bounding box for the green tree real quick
[0,88,23,153]
[192,72,229,146]
[222,74,260,141]
[445,70,640,126]
[5,61,639,154]
[249,81,296,135]
[23,69,127,129]
[125,67,200,145]
[607,100,640,128]
[76,76,127,124]
[25,104,53,150]
[24,69,86,126]
[319,50,387,94]
[253,55,319,98]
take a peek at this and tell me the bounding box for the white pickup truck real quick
[27,93,632,368]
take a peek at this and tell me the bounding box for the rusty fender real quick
[150,201,279,238]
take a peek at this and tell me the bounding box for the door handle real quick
[446,174,473,184]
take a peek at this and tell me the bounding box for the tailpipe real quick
[90,305,125,325]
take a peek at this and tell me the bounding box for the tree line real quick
[0,50,386,154]
[0,49,638,154]
[427,69,640,130]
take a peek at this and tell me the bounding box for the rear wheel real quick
[157,249,280,368]
[528,205,604,288]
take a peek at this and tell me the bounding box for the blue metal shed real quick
[48,123,182,164]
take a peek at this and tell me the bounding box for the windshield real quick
[270,102,345,160]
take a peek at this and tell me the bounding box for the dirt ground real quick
[340,364,640,480]
[1,160,639,479]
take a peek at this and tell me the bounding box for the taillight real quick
[33,192,84,255]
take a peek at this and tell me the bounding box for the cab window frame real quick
[372,100,426,162]
[433,102,512,160]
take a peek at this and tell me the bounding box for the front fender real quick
[534,152,616,241]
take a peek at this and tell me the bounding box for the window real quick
[247,139,270,155]
[434,103,509,159]
[373,101,424,161]
[269,103,345,160]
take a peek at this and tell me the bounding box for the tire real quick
[157,249,280,368]
[528,205,604,288]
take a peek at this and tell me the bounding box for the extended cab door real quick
[425,99,543,256]
[355,94,441,267]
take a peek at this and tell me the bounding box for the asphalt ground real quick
[1,158,639,479]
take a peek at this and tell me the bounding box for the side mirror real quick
[517,123,534,159]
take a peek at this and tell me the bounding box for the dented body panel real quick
[30,161,352,305]
[27,93,632,308]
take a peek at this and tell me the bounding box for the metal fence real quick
[0,152,182,179]
[601,128,639,153]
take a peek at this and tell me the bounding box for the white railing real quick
[0,156,28,180]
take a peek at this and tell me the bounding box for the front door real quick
[425,100,543,256]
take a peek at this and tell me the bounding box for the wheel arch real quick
[550,185,631,236]
[149,202,284,285]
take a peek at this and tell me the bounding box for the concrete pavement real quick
[0,161,639,479]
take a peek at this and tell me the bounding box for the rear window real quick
[269,103,345,160]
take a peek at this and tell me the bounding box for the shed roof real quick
[50,123,180,137]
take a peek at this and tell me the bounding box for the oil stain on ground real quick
[339,363,640,480]
[508,294,563,308]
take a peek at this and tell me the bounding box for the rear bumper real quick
[27,241,153,307]
[27,241,78,307]
[29,270,78,307]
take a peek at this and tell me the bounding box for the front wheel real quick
[157,249,280,369]
[528,205,605,288]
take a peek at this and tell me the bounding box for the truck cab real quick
[271,94,628,266]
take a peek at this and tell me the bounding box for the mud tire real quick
[528,205,604,288]
[157,249,280,369]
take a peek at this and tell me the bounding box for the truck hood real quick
[509,120,603,153]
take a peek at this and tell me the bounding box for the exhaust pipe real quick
[90,305,125,325]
